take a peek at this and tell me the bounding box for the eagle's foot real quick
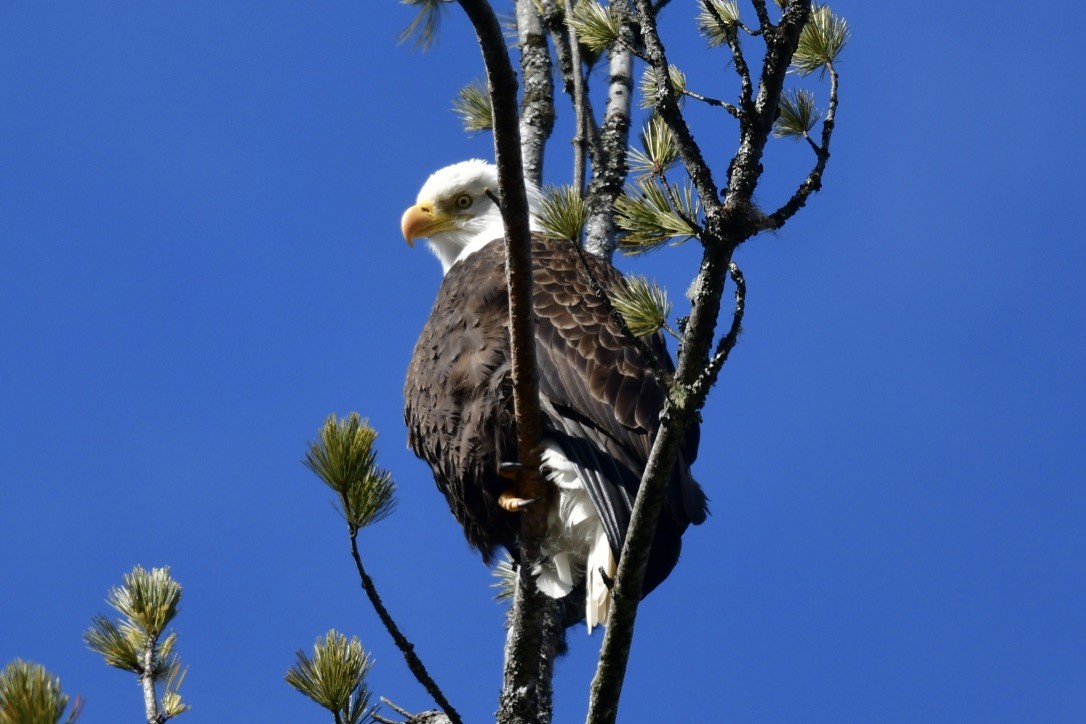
[497,462,544,511]
[498,490,540,512]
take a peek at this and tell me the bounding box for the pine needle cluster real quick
[774,88,819,139]
[398,0,450,50]
[566,1,621,54]
[83,566,190,720]
[793,5,850,75]
[638,65,687,110]
[534,185,587,243]
[610,276,672,338]
[629,116,679,178]
[0,660,81,724]
[615,180,700,254]
[453,80,493,132]
[304,413,397,535]
[697,0,741,45]
[286,631,377,724]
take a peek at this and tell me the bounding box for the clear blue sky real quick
[2,2,1084,722]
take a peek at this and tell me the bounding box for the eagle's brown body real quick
[404,234,706,600]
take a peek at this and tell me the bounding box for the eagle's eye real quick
[454,193,473,210]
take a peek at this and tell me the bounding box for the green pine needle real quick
[534,185,586,243]
[491,554,517,602]
[629,115,679,178]
[774,88,820,138]
[398,0,449,50]
[83,615,142,674]
[160,662,191,719]
[611,276,672,338]
[107,566,182,639]
[792,5,850,76]
[453,80,493,132]
[567,1,621,54]
[697,0,741,46]
[0,660,80,724]
[304,413,397,534]
[638,65,687,109]
[286,631,376,724]
[616,180,701,254]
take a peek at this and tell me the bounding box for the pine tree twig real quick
[765,61,839,230]
[689,260,746,404]
[750,0,774,34]
[586,4,813,723]
[680,87,741,118]
[538,0,603,167]
[562,0,589,193]
[349,532,462,724]
[718,22,754,112]
[373,697,452,724]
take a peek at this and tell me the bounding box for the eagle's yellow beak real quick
[401,203,456,247]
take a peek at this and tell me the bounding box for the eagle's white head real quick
[400,159,543,274]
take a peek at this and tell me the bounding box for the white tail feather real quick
[534,442,616,632]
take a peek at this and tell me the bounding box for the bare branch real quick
[750,0,774,33]
[455,3,550,722]
[587,4,816,723]
[583,0,637,259]
[717,17,755,112]
[680,87,741,118]
[562,0,589,193]
[350,533,462,724]
[689,260,746,404]
[516,0,555,186]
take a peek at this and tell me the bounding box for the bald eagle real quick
[402,160,706,631]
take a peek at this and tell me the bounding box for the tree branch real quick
[583,0,636,260]
[750,0,774,34]
[539,0,603,174]
[586,4,814,723]
[765,61,839,230]
[141,637,161,724]
[560,0,589,193]
[517,0,555,187]
[680,87,741,118]
[350,532,462,724]
[689,260,746,405]
[455,2,550,722]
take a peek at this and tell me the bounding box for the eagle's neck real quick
[428,214,506,275]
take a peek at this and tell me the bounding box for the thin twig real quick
[562,0,588,193]
[680,87,741,118]
[765,61,839,230]
[350,533,462,724]
[539,0,602,166]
